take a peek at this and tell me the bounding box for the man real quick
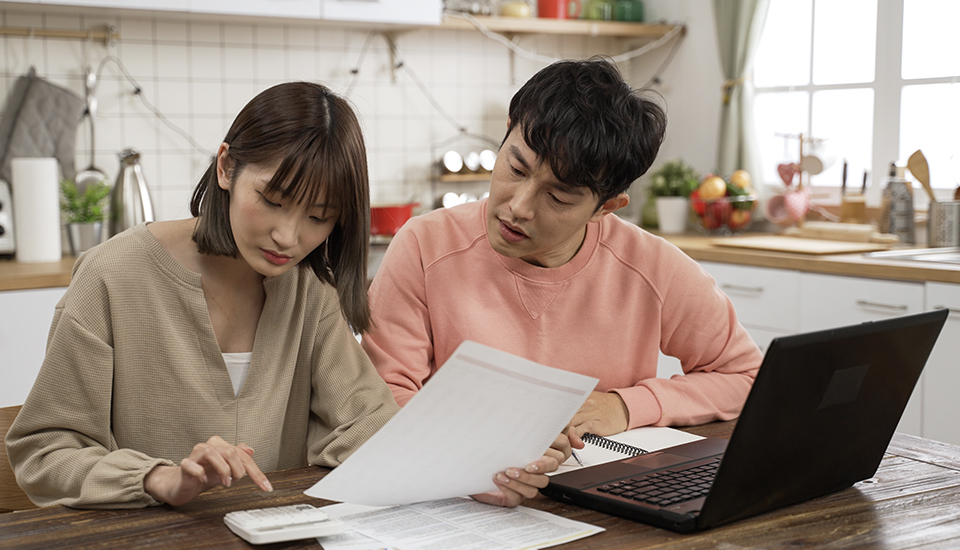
[363,58,761,443]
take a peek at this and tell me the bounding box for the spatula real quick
[907,149,937,203]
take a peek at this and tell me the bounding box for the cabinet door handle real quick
[721,284,764,294]
[855,299,908,311]
[933,305,960,316]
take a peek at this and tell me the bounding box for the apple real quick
[702,200,732,230]
[729,169,752,190]
[698,175,727,200]
[689,189,706,215]
[728,209,751,230]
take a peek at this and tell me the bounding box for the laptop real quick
[541,309,948,533]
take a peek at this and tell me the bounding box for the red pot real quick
[370,203,418,236]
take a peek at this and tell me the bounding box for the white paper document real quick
[553,426,705,475]
[318,498,603,550]
[306,341,599,506]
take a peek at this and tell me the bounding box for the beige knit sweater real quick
[5,224,399,509]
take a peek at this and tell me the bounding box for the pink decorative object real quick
[783,189,810,222]
[777,163,799,187]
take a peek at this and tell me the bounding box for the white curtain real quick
[713,0,770,183]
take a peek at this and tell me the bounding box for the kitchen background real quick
[0,0,720,225]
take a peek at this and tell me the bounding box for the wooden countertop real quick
[662,233,960,285]
[0,257,75,292]
[3,232,960,292]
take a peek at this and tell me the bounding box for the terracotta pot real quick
[370,203,418,236]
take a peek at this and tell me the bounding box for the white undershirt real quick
[222,352,252,397]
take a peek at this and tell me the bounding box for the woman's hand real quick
[471,433,571,508]
[144,435,273,506]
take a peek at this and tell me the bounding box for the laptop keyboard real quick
[596,457,721,507]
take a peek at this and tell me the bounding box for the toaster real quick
[0,179,15,256]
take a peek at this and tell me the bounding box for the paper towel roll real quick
[12,157,62,263]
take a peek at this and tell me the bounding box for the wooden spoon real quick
[908,150,937,203]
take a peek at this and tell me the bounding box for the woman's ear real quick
[216,143,231,191]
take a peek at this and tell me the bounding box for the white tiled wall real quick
[0,4,656,221]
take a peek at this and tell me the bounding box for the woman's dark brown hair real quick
[190,81,372,332]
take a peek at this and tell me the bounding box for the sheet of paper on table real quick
[318,499,604,550]
[305,341,599,506]
[553,426,705,475]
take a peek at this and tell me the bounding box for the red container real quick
[370,203,418,236]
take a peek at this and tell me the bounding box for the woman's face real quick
[219,152,338,278]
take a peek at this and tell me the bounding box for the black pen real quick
[572,450,584,467]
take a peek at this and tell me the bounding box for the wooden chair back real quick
[1,405,38,512]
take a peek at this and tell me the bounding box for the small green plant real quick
[61,179,111,224]
[647,159,700,198]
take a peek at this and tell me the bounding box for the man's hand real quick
[471,433,570,508]
[144,435,273,506]
[568,391,629,442]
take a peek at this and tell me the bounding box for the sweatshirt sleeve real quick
[362,225,436,407]
[5,306,173,509]
[306,294,400,467]
[612,255,762,429]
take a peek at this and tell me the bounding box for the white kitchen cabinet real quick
[798,273,925,332]
[319,0,441,25]
[190,0,320,18]
[37,0,190,10]
[700,262,800,353]
[0,287,65,408]
[923,282,960,445]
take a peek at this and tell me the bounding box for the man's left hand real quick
[568,391,629,442]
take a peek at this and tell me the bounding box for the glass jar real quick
[614,0,643,22]
[584,0,614,20]
[501,0,533,17]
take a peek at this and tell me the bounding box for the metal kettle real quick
[109,148,155,237]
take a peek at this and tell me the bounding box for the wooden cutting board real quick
[711,235,891,255]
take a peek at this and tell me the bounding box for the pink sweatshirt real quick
[363,200,761,429]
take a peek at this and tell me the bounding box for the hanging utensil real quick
[907,149,937,203]
[73,66,110,193]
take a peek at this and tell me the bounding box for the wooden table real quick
[3,421,960,549]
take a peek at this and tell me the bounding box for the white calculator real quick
[223,504,345,545]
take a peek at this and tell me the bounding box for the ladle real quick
[73,66,110,192]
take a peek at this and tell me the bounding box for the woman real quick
[6,82,562,509]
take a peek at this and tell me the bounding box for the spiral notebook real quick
[552,427,704,475]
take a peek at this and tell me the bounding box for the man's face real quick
[485,128,617,268]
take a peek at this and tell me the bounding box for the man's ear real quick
[216,142,231,191]
[590,192,630,222]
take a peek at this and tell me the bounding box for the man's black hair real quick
[505,57,667,204]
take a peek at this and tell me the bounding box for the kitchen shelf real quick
[439,15,680,39]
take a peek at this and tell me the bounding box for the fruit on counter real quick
[701,200,732,230]
[689,169,757,233]
[729,169,752,189]
[728,209,752,230]
[698,175,728,200]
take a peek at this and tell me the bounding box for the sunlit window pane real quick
[754,92,809,186]
[902,0,960,79]
[809,89,874,187]
[812,0,877,85]
[753,0,812,87]
[900,84,960,189]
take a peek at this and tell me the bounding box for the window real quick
[752,0,960,201]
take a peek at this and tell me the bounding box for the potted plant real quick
[61,178,111,255]
[643,159,700,234]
